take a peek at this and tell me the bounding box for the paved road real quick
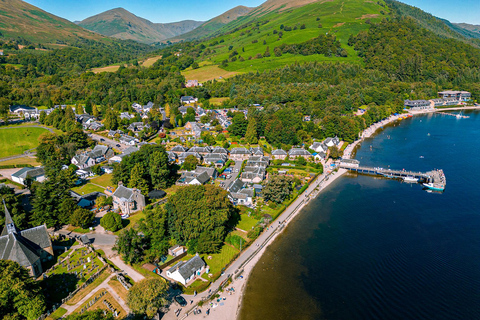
[222,161,243,189]
[163,171,332,319]
[89,133,127,151]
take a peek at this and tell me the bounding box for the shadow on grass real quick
[41,273,79,307]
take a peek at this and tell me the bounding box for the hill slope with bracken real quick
[178,0,389,80]
[0,0,110,46]
[77,8,204,44]
[171,5,255,41]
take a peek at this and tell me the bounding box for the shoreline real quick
[173,106,478,320]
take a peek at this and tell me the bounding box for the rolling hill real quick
[0,0,109,46]
[179,0,389,79]
[170,5,254,41]
[453,23,480,38]
[77,8,204,44]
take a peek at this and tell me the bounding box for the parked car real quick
[100,138,105,142]
[175,295,187,307]
[116,144,121,147]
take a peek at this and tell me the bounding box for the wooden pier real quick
[339,159,446,189]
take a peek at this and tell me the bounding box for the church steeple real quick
[3,200,16,235]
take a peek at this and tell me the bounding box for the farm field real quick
[0,127,49,158]
[182,64,243,82]
[0,156,40,166]
[141,55,162,67]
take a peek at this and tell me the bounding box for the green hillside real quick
[77,8,204,44]
[0,0,110,46]
[386,0,480,46]
[180,0,388,78]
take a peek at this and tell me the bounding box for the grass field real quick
[0,127,49,158]
[71,182,105,195]
[90,174,113,188]
[236,214,260,232]
[141,55,162,67]
[46,307,67,320]
[209,97,229,106]
[182,64,242,82]
[201,244,239,275]
[0,156,40,166]
[91,64,123,73]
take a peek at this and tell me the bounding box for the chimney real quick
[118,181,123,186]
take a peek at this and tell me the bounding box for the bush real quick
[100,211,123,232]
[247,226,263,240]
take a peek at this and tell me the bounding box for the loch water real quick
[239,112,480,320]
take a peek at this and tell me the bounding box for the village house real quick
[166,254,206,286]
[177,152,202,164]
[313,152,327,161]
[71,154,96,169]
[166,151,177,163]
[230,147,252,161]
[180,96,198,105]
[184,121,205,138]
[310,141,328,154]
[11,167,46,185]
[171,145,189,155]
[185,80,201,88]
[128,122,150,133]
[241,167,265,184]
[250,147,264,156]
[271,149,288,160]
[188,146,211,156]
[0,202,53,277]
[324,137,340,148]
[203,153,228,168]
[119,135,138,146]
[120,112,134,120]
[87,145,114,162]
[109,146,139,163]
[9,105,36,115]
[211,146,229,155]
[288,148,312,159]
[112,183,146,215]
[229,188,254,206]
[176,170,210,185]
[108,129,124,137]
[168,245,187,257]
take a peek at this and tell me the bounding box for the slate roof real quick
[73,154,92,166]
[204,153,228,162]
[272,149,287,156]
[288,148,311,156]
[113,185,134,201]
[240,188,254,198]
[250,147,264,155]
[0,233,40,267]
[171,145,188,153]
[11,167,45,179]
[195,166,217,178]
[228,179,244,194]
[169,255,205,281]
[178,152,202,161]
[211,147,229,154]
[230,147,251,155]
[189,146,211,154]
[9,105,35,113]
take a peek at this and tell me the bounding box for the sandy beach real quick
[170,106,479,320]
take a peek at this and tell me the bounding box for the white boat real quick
[403,176,418,183]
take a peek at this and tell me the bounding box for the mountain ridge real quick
[77,7,204,44]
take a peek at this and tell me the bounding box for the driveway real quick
[222,161,243,189]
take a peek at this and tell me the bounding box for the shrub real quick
[100,211,123,232]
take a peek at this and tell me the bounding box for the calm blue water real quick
[239,112,480,320]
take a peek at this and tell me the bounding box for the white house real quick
[324,137,340,148]
[11,167,45,185]
[309,142,328,153]
[166,254,206,286]
[71,154,96,169]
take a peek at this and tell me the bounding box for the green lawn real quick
[0,127,50,158]
[201,244,239,275]
[0,156,40,166]
[90,173,113,188]
[236,214,259,232]
[71,182,104,195]
[46,307,67,320]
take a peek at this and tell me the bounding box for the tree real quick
[228,113,248,137]
[92,105,100,118]
[183,155,199,171]
[263,175,294,204]
[70,208,95,229]
[166,185,235,253]
[245,117,258,144]
[127,278,168,317]
[328,146,343,159]
[0,97,10,124]
[141,206,169,261]
[191,61,199,69]
[0,260,46,320]
[128,163,149,195]
[149,151,172,190]
[201,132,216,145]
[114,228,148,264]
[100,211,123,232]
[104,108,119,130]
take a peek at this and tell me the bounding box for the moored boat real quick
[403,176,418,183]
